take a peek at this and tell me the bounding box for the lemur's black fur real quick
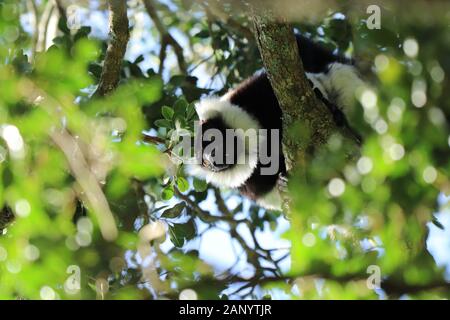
[191,34,363,210]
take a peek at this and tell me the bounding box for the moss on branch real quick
[94,0,130,97]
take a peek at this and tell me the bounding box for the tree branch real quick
[94,0,130,97]
[53,0,67,21]
[26,0,39,61]
[142,0,187,74]
[203,1,254,39]
[251,9,340,173]
[51,129,118,241]
[37,0,55,52]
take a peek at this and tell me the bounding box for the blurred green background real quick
[0,0,449,299]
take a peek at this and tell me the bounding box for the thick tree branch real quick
[51,129,118,241]
[142,0,187,74]
[251,9,340,173]
[94,0,130,97]
[54,0,67,21]
[203,1,254,39]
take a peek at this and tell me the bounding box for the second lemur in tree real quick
[188,34,365,210]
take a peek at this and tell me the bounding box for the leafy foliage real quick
[0,0,449,300]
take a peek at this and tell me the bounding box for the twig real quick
[142,0,187,74]
[54,0,67,21]
[381,279,450,297]
[187,53,214,73]
[141,133,165,145]
[158,41,168,75]
[37,0,55,52]
[51,129,118,241]
[213,187,232,216]
[26,0,39,61]
[94,0,130,97]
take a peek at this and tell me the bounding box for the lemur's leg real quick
[312,86,363,145]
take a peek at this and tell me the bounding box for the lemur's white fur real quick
[189,62,364,210]
[306,63,365,112]
[187,97,262,188]
[256,187,282,211]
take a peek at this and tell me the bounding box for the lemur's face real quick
[186,97,261,189]
[196,117,234,172]
[197,117,237,173]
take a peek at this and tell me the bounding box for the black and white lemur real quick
[188,34,365,210]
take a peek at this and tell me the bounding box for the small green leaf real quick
[169,218,197,247]
[194,29,210,39]
[432,217,445,230]
[187,103,197,119]
[174,98,188,116]
[177,177,189,192]
[134,54,144,64]
[161,186,174,200]
[161,202,186,219]
[169,228,184,247]
[161,106,174,120]
[155,119,171,128]
[193,178,208,192]
[58,17,70,34]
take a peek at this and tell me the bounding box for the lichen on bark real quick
[94,0,130,97]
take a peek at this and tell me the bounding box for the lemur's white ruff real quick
[187,97,262,189]
[306,63,365,111]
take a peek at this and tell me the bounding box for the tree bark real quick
[94,0,130,97]
[251,9,338,173]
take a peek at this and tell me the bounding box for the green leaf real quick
[74,26,92,42]
[161,186,174,200]
[177,177,189,192]
[187,103,197,119]
[155,119,171,128]
[118,144,164,179]
[88,63,103,79]
[169,219,197,247]
[194,29,210,39]
[174,98,188,116]
[134,54,144,64]
[432,217,445,230]
[161,106,174,120]
[193,178,208,192]
[161,202,186,219]
[57,17,70,34]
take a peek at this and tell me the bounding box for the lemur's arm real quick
[312,86,363,145]
[295,34,352,73]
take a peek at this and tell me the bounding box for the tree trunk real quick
[251,9,338,173]
[94,0,130,97]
